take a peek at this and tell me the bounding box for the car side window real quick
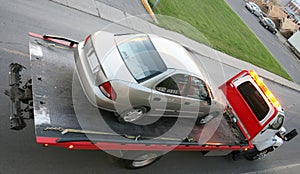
[155,74,189,96]
[186,76,209,100]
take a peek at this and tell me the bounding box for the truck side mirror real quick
[206,95,212,105]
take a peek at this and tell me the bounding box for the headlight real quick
[270,115,284,130]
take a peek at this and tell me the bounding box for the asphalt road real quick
[226,0,300,84]
[0,0,300,174]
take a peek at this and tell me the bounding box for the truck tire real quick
[244,149,260,160]
[244,148,269,161]
[121,151,162,169]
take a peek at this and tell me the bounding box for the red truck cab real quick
[220,70,296,158]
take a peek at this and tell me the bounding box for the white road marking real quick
[242,163,300,174]
[0,47,29,57]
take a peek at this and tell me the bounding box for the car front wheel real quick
[198,115,214,124]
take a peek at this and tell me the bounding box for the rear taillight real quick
[249,70,280,108]
[84,35,91,46]
[99,81,116,100]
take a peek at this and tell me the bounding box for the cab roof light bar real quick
[249,70,280,108]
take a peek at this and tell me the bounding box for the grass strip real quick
[149,0,291,80]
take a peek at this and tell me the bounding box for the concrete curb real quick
[50,0,300,92]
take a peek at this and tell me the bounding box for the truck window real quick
[237,81,270,121]
[187,76,209,100]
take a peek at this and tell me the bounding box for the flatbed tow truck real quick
[5,32,298,169]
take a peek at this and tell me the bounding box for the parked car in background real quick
[74,31,223,123]
[245,1,263,17]
[259,17,277,34]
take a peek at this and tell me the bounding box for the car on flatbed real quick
[74,31,223,123]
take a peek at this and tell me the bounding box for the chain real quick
[43,127,65,132]
[43,127,194,142]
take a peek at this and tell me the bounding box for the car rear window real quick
[237,81,270,121]
[116,36,167,83]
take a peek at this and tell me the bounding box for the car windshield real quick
[252,3,258,8]
[116,36,167,83]
[266,19,275,28]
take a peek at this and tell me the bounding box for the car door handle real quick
[153,97,161,101]
[184,102,190,105]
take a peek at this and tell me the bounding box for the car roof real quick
[91,31,204,82]
[250,2,259,8]
[148,34,204,77]
[113,33,204,78]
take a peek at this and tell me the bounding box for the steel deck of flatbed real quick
[29,33,251,151]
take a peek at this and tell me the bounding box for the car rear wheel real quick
[118,107,147,123]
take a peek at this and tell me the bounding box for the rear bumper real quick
[74,42,116,111]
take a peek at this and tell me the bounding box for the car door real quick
[150,74,188,117]
[180,76,211,118]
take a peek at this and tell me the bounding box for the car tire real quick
[197,115,214,125]
[121,151,162,169]
[118,107,148,123]
[196,111,219,125]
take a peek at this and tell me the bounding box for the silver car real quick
[259,17,277,34]
[74,31,222,123]
[245,2,262,17]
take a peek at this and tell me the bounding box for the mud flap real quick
[284,129,298,141]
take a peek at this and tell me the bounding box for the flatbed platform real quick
[29,33,250,151]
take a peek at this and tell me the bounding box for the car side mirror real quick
[206,95,212,105]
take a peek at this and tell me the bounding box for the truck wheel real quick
[121,151,162,169]
[244,148,267,161]
[117,107,148,123]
